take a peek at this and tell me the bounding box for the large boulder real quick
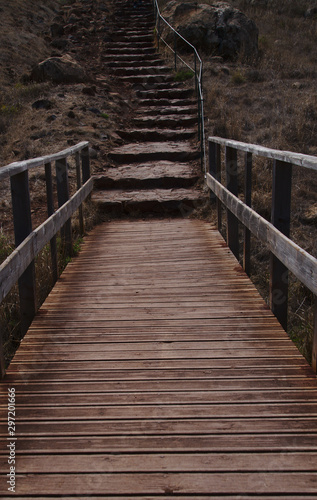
[161,1,258,61]
[30,54,88,84]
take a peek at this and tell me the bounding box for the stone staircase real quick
[92,0,207,216]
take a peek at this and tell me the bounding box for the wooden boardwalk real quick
[1,218,317,498]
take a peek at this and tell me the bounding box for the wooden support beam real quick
[313,297,317,374]
[56,158,72,257]
[270,160,292,331]
[81,146,90,184]
[76,152,84,236]
[243,152,252,276]
[10,170,37,335]
[45,162,58,284]
[209,141,222,231]
[225,146,239,260]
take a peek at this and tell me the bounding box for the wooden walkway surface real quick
[1,218,317,498]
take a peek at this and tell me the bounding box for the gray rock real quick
[32,99,53,110]
[305,7,317,18]
[30,54,88,84]
[162,1,258,61]
[50,23,64,37]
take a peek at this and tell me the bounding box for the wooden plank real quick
[2,435,317,454]
[0,452,317,473]
[2,403,317,420]
[206,173,317,295]
[1,418,317,437]
[2,472,317,495]
[209,135,317,171]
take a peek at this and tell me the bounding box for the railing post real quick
[81,146,91,184]
[56,157,72,257]
[10,170,37,335]
[45,162,58,284]
[174,31,177,71]
[225,146,239,260]
[243,152,252,276]
[194,53,197,96]
[0,335,5,379]
[270,160,292,331]
[313,297,317,373]
[208,141,222,232]
[76,152,85,236]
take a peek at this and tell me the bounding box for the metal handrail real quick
[152,0,206,175]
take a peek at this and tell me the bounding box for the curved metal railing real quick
[152,0,206,175]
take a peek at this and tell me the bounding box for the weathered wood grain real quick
[1,219,316,497]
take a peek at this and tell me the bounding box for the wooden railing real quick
[207,136,317,373]
[0,142,92,378]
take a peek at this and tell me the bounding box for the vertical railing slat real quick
[270,159,292,331]
[76,152,85,236]
[56,157,72,257]
[225,146,239,260]
[209,140,222,231]
[10,170,37,335]
[243,152,252,276]
[313,297,317,373]
[45,162,58,284]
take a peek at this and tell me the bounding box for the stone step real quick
[112,66,171,77]
[93,161,200,190]
[138,98,196,107]
[102,54,159,63]
[107,59,164,68]
[137,105,197,116]
[113,34,153,43]
[136,88,194,99]
[119,74,174,84]
[106,41,154,50]
[116,128,197,142]
[106,47,156,55]
[92,187,207,216]
[133,114,197,129]
[108,141,199,164]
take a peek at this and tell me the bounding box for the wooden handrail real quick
[0,141,89,181]
[207,136,317,373]
[0,142,91,378]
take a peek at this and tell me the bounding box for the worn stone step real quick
[119,74,174,84]
[108,141,199,163]
[106,41,154,50]
[138,98,196,107]
[113,34,153,43]
[137,81,184,90]
[137,105,197,116]
[133,114,197,129]
[106,47,156,55]
[107,59,164,68]
[136,88,194,100]
[116,128,197,142]
[103,53,159,63]
[113,66,171,77]
[92,187,207,216]
[94,161,200,190]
